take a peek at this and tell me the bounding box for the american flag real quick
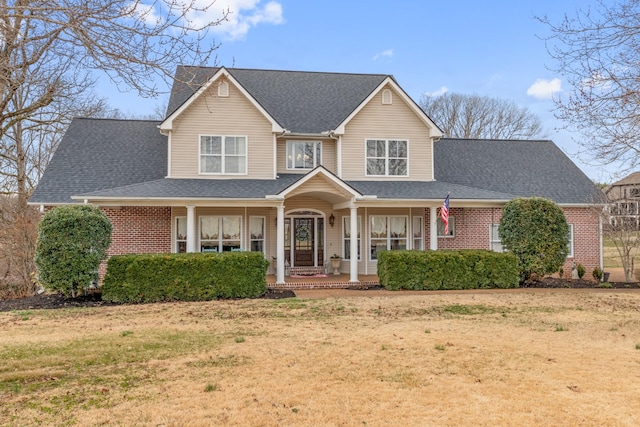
[440,194,450,235]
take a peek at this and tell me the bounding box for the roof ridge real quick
[74,117,161,123]
[177,64,390,78]
[440,137,553,143]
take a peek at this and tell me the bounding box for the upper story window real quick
[366,139,408,176]
[287,141,321,170]
[200,135,247,175]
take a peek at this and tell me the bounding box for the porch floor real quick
[266,273,380,289]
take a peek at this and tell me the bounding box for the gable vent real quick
[218,81,229,97]
[382,88,392,105]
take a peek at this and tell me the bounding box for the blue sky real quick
[103,0,615,182]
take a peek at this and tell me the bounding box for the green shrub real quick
[576,263,586,279]
[499,197,570,282]
[377,250,519,291]
[102,252,269,303]
[592,266,603,282]
[34,205,112,297]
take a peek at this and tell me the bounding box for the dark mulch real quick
[522,277,639,289]
[1,279,637,312]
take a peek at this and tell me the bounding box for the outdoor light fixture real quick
[329,213,335,227]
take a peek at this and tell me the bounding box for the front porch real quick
[267,273,380,289]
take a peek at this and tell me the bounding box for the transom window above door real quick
[200,135,247,174]
[366,139,408,176]
[287,141,321,170]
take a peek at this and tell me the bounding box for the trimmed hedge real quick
[102,252,269,303]
[377,250,520,290]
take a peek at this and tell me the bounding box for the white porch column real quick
[349,206,359,283]
[430,206,438,250]
[186,205,197,253]
[276,205,285,285]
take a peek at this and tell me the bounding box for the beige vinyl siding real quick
[340,85,434,181]
[170,78,274,179]
[276,138,337,175]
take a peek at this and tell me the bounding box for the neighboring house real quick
[30,67,603,286]
[604,172,640,228]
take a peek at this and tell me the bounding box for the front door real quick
[293,218,314,266]
[285,213,325,267]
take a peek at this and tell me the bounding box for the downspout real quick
[599,215,604,271]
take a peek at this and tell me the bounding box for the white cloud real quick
[527,78,562,100]
[372,49,394,60]
[424,86,449,98]
[189,0,284,40]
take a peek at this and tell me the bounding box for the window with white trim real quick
[286,141,321,169]
[490,224,504,252]
[567,224,574,258]
[342,216,362,260]
[437,216,455,237]
[200,135,247,174]
[366,139,408,176]
[413,216,424,250]
[370,216,407,260]
[249,217,265,253]
[200,216,241,252]
[176,216,187,253]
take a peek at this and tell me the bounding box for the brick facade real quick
[98,206,172,278]
[96,205,601,282]
[425,206,601,280]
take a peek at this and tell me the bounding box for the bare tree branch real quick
[419,92,546,140]
[538,0,640,170]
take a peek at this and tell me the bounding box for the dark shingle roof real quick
[29,118,167,204]
[79,176,301,199]
[166,66,388,134]
[434,138,603,204]
[78,175,513,201]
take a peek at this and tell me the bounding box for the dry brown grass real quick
[2,290,640,426]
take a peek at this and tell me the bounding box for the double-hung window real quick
[342,216,362,260]
[176,217,187,253]
[437,217,455,237]
[249,217,265,253]
[490,224,504,252]
[413,216,424,250]
[287,141,321,169]
[200,135,247,174]
[370,216,407,260]
[366,139,408,176]
[200,216,241,252]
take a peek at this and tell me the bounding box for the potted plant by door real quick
[330,254,341,275]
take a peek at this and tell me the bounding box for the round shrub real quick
[35,205,112,297]
[499,197,570,282]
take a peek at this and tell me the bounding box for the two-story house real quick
[30,66,603,286]
[604,172,640,228]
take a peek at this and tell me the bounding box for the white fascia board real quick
[352,198,508,208]
[278,167,362,199]
[333,77,444,137]
[70,195,282,208]
[159,67,283,133]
